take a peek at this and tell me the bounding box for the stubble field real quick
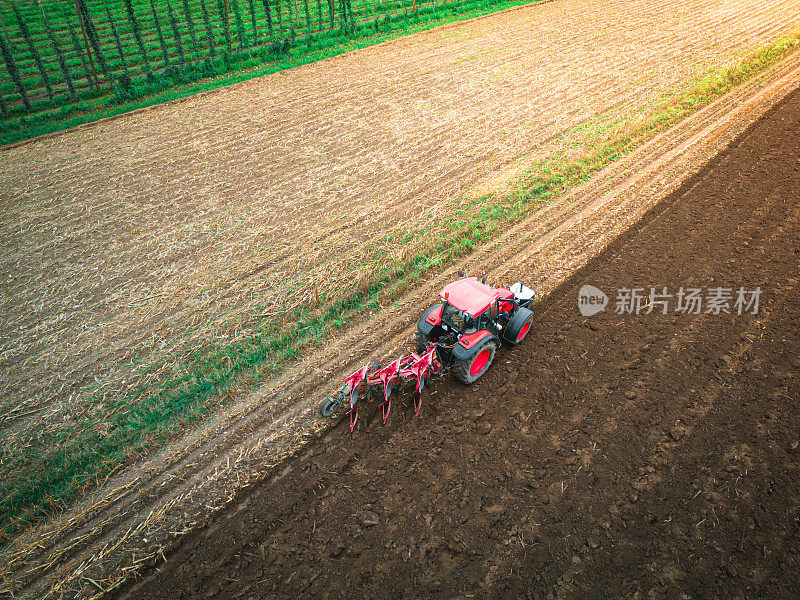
[121,77,800,600]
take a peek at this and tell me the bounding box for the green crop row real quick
[0,0,504,136]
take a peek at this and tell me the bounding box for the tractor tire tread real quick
[453,340,497,384]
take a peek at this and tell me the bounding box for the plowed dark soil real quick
[118,88,800,600]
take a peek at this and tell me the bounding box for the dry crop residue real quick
[1,0,800,597]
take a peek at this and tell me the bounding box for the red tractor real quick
[319,273,536,428]
[415,273,536,384]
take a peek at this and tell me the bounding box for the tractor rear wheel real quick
[453,340,497,384]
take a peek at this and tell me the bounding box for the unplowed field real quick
[121,83,800,600]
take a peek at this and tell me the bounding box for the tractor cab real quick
[441,302,480,334]
[438,278,503,334]
[440,277,514,326]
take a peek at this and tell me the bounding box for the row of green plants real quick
[2,0,370,102]
[1,31,797,543]
[0,0,498,142]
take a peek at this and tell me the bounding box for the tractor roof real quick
[440,277,503,317]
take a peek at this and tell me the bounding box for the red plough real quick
[342,363,371,432]
[373,357,403,424]
[319,273,537,429]
[320,346,443,430]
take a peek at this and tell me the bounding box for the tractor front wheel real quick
[453,340,497,384]
[503,307,534,345]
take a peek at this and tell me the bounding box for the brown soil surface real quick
[118,85,800,600]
